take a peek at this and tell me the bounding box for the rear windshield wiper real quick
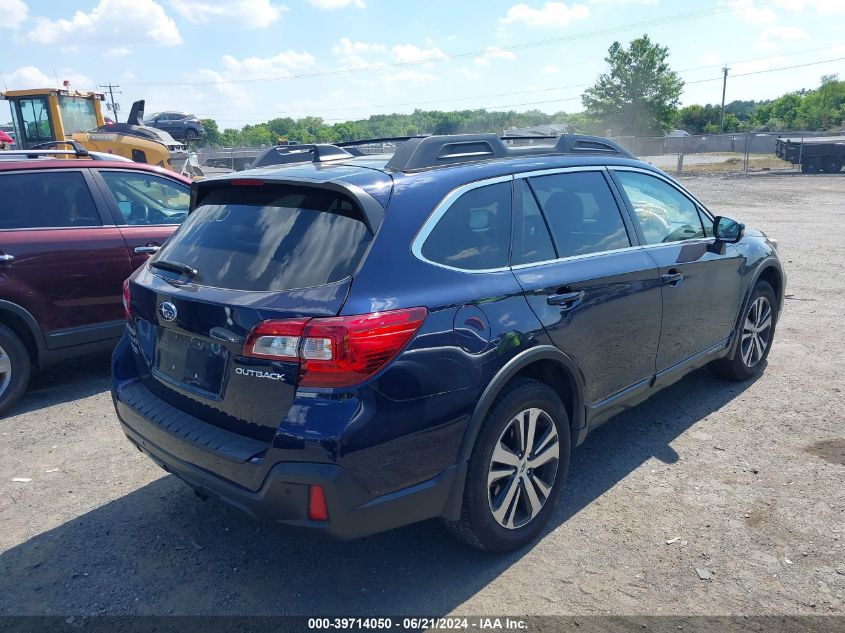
[150,259,198,279]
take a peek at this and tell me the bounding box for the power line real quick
[122,1,776,88]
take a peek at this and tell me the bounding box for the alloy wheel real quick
[0,343,11,398]
[487,407,559,530]
[741,296,773,368]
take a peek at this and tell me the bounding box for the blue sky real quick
[2,0,843,128]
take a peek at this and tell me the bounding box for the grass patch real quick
[676,154,795,174]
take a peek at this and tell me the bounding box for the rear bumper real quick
[114,381,458,540]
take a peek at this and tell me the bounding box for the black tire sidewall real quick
[0,325,31,416]
[464,380,571,552]
[733,281,778,379]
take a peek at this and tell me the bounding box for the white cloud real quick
[26,0,182,46]
[756,25,810,50]
[499,2,590,27]
[308,0,365,8]
[331,38,388,68]
[105,47,132,58]
[475,46,517,67]
[540,64,561,75]
[773,0,845,13]
[219,50,317,77]
[391,44,448,64]
[726,0,776,23]
[5,66,94,90]
[701,52,721,66]
[5,65,51,88]
[729,0,845,25]
[2,0,28,29]
[170,0,288,28]
[331,39,447,71]
[458,67,481,81]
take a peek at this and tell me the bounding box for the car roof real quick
[0,157,192,183]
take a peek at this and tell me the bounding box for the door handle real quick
[134,245,161,254]
[0,253,14,265]
[661,270,684,287]
[547,290,585,310]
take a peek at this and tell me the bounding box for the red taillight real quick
[242,307,427,388]
[122,279,131,320]
[300,308,427,387]
[229,178,265,186]
[308,485,329,521]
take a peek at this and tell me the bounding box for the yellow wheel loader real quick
[1,87,189,173]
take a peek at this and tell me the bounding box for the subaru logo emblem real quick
[159,301,177,322]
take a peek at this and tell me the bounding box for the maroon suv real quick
[0,155,191,414]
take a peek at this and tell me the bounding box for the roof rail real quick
[386,134,508,171]
[31,139,90,156]
[383,133,634,171]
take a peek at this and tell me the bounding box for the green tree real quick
[582,35,684,135]
[200,118,221,146]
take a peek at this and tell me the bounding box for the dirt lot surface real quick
[0,174,843,617]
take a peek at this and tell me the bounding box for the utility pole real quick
[719,66,729,133]
[99,83,121,120]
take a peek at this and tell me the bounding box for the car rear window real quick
[153,185,371,291]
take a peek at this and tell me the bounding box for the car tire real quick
[710,281,777,382]
[185,129,198,140]
[0,324,32,417]
[821,157,843,174]
[443,378,571,552]
[800,160,821,174]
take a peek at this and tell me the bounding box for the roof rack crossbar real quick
[381,133,634,171]
[30,139,89,156]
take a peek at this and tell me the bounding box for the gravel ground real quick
[0,174,843,617]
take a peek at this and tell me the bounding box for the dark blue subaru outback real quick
[112,134,784,552]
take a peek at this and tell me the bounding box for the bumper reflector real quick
[308,485,329,521]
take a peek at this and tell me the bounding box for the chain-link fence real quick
[612,131,845,175]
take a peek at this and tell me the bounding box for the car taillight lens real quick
[242,308,427,388]
[243,318,309,361]
[122,280,131,320]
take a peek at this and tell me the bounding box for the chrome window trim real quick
[640,237,716,250]
[410,174,514,274]
[513,165,608,179]
[509,244,643,270]
[607,165,714,221]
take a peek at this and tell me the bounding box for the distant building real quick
[503,123,571,137]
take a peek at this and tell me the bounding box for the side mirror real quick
[713,216,744,243]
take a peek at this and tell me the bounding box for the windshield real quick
[59,96,98,134]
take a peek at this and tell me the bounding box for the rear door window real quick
[154,185,371,291]
[420,181,511,270]
[0,171,100,229]
[512,179,556,265]
[529,171,631,258]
